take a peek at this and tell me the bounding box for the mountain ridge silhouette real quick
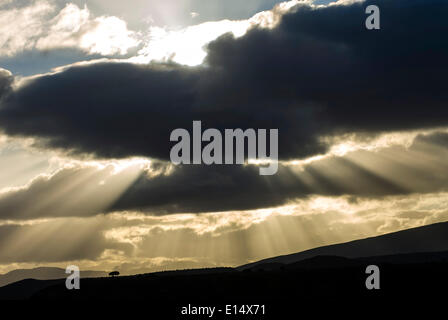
[2,221,448,302]
[238,221,448,270]
[0,267,106,288]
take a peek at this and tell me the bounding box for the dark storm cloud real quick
[0,63,201,160]
[109,159,407,214]
[0,0,446,161]
[111,128,448,214]
[2,130,448,219]
[203,0,448,133]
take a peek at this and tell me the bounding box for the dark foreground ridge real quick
[2,222,448,315]
[0,267,107,288]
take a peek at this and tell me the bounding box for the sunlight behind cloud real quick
[132,0,302,66]
[134,20,250,66]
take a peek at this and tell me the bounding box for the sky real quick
[0,0,447,275]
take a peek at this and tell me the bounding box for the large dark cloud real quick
[1,131,448,219]
[0,0,447,161]
[110,159,406,214]
[110,130,448,214]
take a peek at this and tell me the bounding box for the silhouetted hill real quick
[238,221,448,270]
[0,253,445,305]
[2,222,448,309]
[0,267,106,287]
[0,279,62,300]
[245,251,448,272]
[0,254,447,318]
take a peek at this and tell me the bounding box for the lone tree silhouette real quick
[109,271,120,277]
